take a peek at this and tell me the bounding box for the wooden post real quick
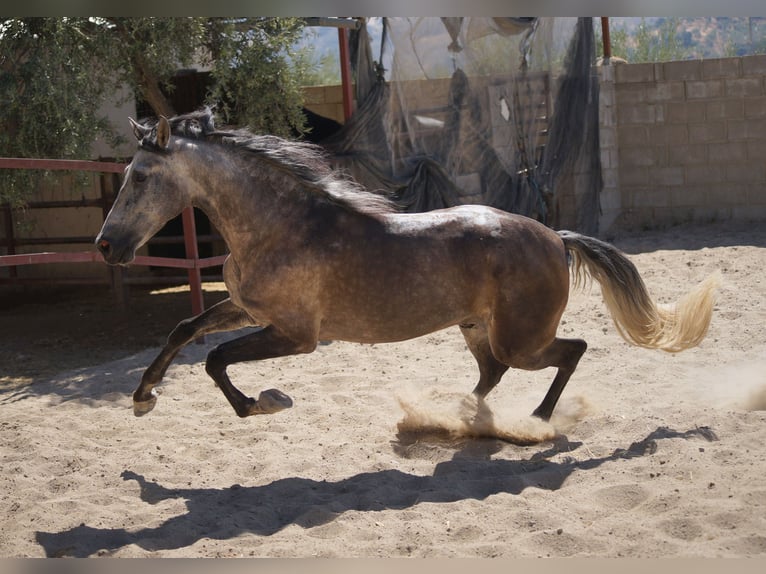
[601,17,612,60]
[338,27,354,121]
[1,204,17,279]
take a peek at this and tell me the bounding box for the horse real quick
[95,109,719,424]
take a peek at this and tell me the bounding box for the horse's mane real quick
[140,108,399,216]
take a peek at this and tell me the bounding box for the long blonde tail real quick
[558,230,719,353]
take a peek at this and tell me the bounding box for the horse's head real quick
[96,116,189,265]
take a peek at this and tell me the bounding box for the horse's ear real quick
[129,117,147,142]
[156,116,171,150]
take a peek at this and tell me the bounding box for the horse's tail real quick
[558,230,720,353]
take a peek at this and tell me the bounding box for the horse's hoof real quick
[255,388,293,414]
[133,391,158,417]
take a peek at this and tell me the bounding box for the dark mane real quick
[141,109,398,215]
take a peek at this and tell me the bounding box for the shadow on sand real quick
[35,426,717,557]
[608,220,766,254]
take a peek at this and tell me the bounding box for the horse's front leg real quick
[204,325,317,417]
[133,298,252,416]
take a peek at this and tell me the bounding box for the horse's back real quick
[382,204,566,271]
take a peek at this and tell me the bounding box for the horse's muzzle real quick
[95,234,135,266]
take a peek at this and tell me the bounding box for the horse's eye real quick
[134,171,147,183]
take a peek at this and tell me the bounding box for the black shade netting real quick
[318,17,602,234]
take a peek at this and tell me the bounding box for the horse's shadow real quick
[34,426,717,557]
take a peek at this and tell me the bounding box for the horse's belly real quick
[319,316,461,344]
[318,286,477,344]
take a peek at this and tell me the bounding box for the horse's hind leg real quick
[528,337,588,422]
[460,323,509,398]
[464,320,586,420]
[133,298,252,416]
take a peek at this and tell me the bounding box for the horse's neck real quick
[190,154,306,256]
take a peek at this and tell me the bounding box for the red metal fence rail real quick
[0,157,226,316]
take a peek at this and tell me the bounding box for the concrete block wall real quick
[602,55,766,233]
[598,64,621,232]
[303,84,348,125]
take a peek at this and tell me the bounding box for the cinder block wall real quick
[303,85,347,124]
[602,55,766,233]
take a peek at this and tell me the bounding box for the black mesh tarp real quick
[320,17,602,233]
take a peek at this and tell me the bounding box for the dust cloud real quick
[395,391,593,445]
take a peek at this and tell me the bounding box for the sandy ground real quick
[1,221,765,558]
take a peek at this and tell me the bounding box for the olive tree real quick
[0,17,312,208]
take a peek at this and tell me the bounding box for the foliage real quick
[295,28,341,87]
[205,18,310,137]
[606,27,630,61]
[0,18,119,208]
[0,17,311,207]
[596,17,690,63]
[638,18,689,63]
[596,17,766,62]
[99,17,209,118]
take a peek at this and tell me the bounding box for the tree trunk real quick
[109,18,176,119]
[137,64,176,118]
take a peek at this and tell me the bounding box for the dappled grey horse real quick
[96,109,718,423]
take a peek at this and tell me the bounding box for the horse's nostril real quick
[97,238,111,255]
